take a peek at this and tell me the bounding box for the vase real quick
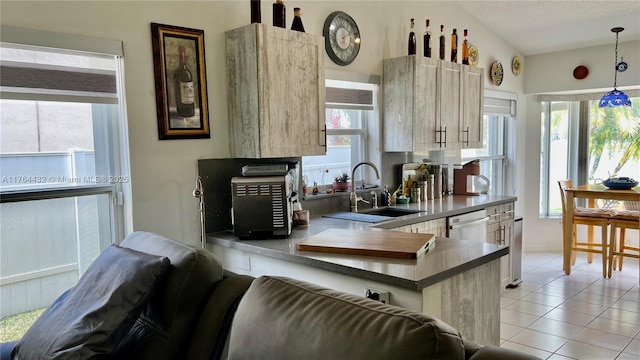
[332,182,349,192]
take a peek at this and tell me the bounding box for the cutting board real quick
[296,229,435,259]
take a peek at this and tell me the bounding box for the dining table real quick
[563,184,640,275]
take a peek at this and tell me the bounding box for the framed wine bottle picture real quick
[151,23,210,139]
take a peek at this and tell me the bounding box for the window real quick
[461,91,517,196]
[0,27,131,327]
[539,97,639,217]
[302,79,378,192]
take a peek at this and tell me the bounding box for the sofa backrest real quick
[227,276,466,360]
[113,231,224,360]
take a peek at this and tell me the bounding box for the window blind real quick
[0,25,123,104]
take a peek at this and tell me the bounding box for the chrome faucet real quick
[350,161,380,212]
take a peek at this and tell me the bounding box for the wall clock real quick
[323,11,361,66]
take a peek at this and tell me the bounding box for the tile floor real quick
[500,251,640,359]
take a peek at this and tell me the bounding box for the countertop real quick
[207,194,515,291]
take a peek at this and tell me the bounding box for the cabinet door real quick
[413,218,447,237]
[500,218,514,288]
[438,62,462,148]
[259,27,325,157]
[383,56,416,151]
[461,66,484,148]
[413,57,439,151]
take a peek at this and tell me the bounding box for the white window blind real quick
[0,25,123,104]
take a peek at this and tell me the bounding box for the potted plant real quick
[332,172,350,192]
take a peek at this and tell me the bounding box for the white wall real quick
[0,1,526,247]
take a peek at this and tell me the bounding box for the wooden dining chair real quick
[558,179,614,277]
[608,205,640,276]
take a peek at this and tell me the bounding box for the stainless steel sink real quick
[322,207,422,223]
[359,207,422,217]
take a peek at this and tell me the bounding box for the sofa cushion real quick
[227,276,466,360]
[112,231,224,360]
[12,245,170,360]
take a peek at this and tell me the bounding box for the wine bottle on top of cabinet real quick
[250,0,261,23]
[291,7,305,32]
[439,25,445,60]
[461,29,469,64]
[174,46,195,118]
[273,0,285,28]
[423,19,431,58]
[408,18,416,55]
[450,28,458,62]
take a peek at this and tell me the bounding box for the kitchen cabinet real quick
[225,24,326,158]
[486,202,515,289]
[389,218,447,237]
[382,56,484,152]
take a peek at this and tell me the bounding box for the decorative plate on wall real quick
[512,56,522,76]
[468,45,479,66]
[490,61,503,86]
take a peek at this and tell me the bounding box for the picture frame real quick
[151,23,210,139]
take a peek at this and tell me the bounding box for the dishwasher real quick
[447,209,489,242]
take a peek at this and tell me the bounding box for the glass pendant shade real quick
[599,89,631,107]
[599,27,631,108]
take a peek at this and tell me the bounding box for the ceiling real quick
[455,0,640,56]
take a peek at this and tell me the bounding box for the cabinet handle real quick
[443,126,447,147]
[321,124,327,147]
[463,126,469,147]
[500,225,505,245]
[435,126,442,146]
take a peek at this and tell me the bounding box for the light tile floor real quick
[500,251,640,360]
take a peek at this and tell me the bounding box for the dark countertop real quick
[207,194,514,291]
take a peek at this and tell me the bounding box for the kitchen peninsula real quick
[207,194,515,345]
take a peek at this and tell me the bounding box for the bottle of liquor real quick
[408,18,416,55]
[461,29,469,65]
[250,0,261,23]
[273,0,285,28]
[450,28,458,62]
[439,25,445,60]
[174,46,195,118]
[423,19,431,58]
[291,7,305,32]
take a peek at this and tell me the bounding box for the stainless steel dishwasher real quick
[447,209,489,242]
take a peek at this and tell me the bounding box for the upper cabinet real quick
[225,24,326,158]
[383,55,484,152]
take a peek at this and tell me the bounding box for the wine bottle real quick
[273,0,286,28]
[439,25,445,60]
[408,18,416,55]
[174,46,195,118]
[250,0,261,23]
[291,7,305,32]
[461,29,469,65]
[423,19,431,58]
[450,28,458,62]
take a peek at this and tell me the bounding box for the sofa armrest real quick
[185,273,254,360]
[467,345,542,360]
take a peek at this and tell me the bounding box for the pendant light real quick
[599,27,631,107]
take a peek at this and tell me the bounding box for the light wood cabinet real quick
[382,55,484,152]
[389,218,447,237]
[486,203,515,289]
[225,24,326,158]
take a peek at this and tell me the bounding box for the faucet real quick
[350,161,380,212]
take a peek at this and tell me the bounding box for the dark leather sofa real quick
[1,231,540,360]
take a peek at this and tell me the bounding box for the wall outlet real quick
[364,288,390,304]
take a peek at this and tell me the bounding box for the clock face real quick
[323,11,361,66]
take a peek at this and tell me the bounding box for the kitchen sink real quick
[359,207,422,217]
[322,207,422,223]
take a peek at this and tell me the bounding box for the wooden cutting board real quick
[296,229,435,259]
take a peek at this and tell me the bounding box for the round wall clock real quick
[323,11,361,66]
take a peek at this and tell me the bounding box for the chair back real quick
[557,179,573,216]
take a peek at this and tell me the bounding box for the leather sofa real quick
[1,232,540,360]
